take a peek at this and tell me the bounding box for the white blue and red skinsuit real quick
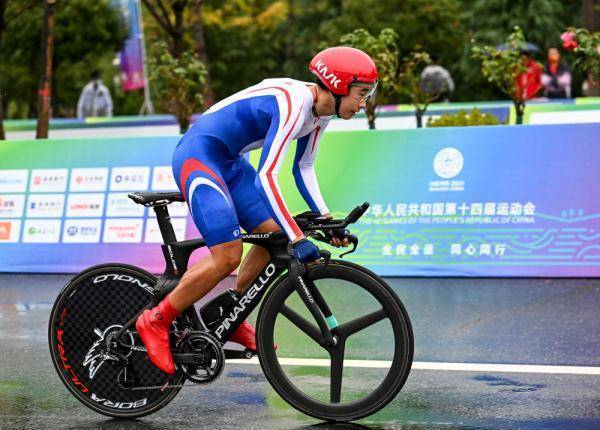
[172,78,331,246]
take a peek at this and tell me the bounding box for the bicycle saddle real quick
[128,192,185,207]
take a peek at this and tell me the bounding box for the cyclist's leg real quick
[225,156,280,292]
[236,218,279,292]
[137,140,245,373]
[170,143,243,310]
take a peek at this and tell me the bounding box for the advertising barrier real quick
[1,123,598,276]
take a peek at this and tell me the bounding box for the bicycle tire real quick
[48,263,185,418]
[256,259,413,421]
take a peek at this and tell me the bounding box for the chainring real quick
[175,331,225,384]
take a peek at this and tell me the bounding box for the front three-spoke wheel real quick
[256,260,413,422]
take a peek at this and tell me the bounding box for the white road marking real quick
[227,357,600,375]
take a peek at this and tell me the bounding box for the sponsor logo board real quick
[0,220,22,242]
[147,200,188,218]
[109,167,150,191]
[103,219,143,243]
[106,193,145,217]
[62,219,102,243]
[0,194,25,218]
[0,170,29,193]
[26,194,65,218]
[151,166,178,191]
[69,168,109,192]
[30,169,69,192]
[66,193,104,217]
[23,219,61,243]
[145,217,187,243]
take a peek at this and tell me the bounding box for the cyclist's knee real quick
[252,218,280,233]
[210,241,242,275]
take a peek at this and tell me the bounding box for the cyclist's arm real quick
[293,120,330,216]
[255,96,308,243]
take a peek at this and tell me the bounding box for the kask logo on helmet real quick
[314,59,342,89]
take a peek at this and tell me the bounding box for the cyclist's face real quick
[339,84,373,119]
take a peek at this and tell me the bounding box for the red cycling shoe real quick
[230,320,277,352]
[136,298,180,375]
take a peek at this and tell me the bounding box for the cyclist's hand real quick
[319,213,350,248]
[329,228,351,248]
[292,238,321,263]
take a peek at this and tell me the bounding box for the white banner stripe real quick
[226,357,600,375]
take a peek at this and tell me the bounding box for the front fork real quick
[288,252,339,348]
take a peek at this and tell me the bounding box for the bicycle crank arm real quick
[172,353,207,365]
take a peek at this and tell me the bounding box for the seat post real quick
[153,205,177,244]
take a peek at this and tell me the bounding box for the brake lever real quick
[339,234,358,258]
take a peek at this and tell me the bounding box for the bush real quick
[427,108,500,127]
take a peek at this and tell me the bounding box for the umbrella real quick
[495,42,540,53]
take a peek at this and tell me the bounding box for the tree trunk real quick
[514,101,525,125]
[35,0,56,139]
[192,0,214,108]
[0,99,5,140]
[178,115,189,134]
[366,101,376,129]
[415,109,423,128]
[0,0,6,139]
[171,0,185,59]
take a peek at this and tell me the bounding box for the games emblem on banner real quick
[69,168,109,192]
[430,147,465,192]
[30,169,69,192]
[0,170,29,193]
[0,195,25,218]
[109,167,150,191]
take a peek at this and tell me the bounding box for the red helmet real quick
[309,47,378,97]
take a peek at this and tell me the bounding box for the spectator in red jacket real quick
[516,49,543,100]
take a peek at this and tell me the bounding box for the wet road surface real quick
[1,274,599,429]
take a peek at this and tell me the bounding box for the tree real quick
[581,0,600,95]
[201,0,289,100]
[457,0,581,100]
[339,28,399,129]
[561,28,600,85]
[142,0,215,106]
[0,1,127,119]
[471,27,529,124]
[36,0,57,139]
[149,41,206,133]
[0,0,38,139]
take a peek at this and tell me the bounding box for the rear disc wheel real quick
[48,264,185,418]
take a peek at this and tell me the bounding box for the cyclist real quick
[137,47,378,374]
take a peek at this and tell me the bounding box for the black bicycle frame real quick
[116,202,337,348]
